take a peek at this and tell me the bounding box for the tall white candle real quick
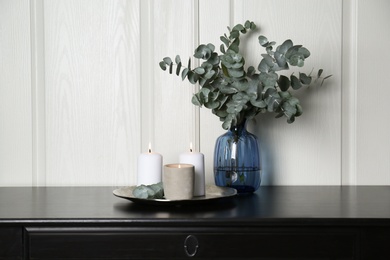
[137,143,162,186]
[179,143,205,196]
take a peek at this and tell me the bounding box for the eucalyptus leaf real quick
[231,62,244,69]
[296,104,303,116]
[204,100,220,109]
[274,51,287,68]
[133,182,164,199]
[199,77,208,87]
[298,47,310,58]
[228,68,245,78]
[181,68,189,80]
[258,59,270,73]
[207,53,220,66]
[228,40,240,53]
[194,45,211,59]
[207,43,215,52]
[229,30,240,39]
[278,39,293,54]
[176,62,182,76]
[200,87,211,97]
[175,55,181,64]
[278,91,291,100]
[188,71,199,84]
[169,63,173,74]
[220,36,230,47]
[213,108,228,118]
[204,70,216,79]
[258,35,268,47]
[163,57,172,65]
[261,54,275,70]
[278,75,290,91]
[247,66,255,76]
[192,93,202,106]
[250,99,267,108]
[290,75,302,89]
[220,44,226,54]
[159,61,166,71]
[259,72,278,87]
[299,72,312,85]
[220,85,238,94]
[275,112,284,118]
[194,67,206,75]
[285,45,303,59]
[232,24,245,32]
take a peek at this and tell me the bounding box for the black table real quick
[0,186,389,259]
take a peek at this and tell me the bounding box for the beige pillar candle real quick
[163,164,194,200]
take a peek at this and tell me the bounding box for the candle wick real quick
[190,148,193,152]
[148,148,151,153]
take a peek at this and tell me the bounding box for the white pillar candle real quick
[137,144,162,186]
[179,143,205,196]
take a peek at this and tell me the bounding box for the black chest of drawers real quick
[0,186,389,259]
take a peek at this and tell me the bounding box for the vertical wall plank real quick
[355,0,390,185]
[152,0,198,165]
[342,0,358,185]
[44,0,141,186]
[0,0,33,186]
[31,0,47,186]
[140,0,155,157]
[198,0,232,185]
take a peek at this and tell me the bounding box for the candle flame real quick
[148,142,152,153]
[189,142,193,153]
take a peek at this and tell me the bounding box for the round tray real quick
[113,185,237,206]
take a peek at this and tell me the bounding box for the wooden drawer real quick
[360,227,390,259]
[25,227,357,259]
[0,227,22,260]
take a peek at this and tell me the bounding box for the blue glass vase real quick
[214,120,261,193]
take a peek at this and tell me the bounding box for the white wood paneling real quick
[355,0,390,185]
[44,0,141,186]
[152,0,198,165]
[1,0,389,187]
[0,0,33,186]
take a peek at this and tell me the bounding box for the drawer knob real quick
[184,235,199,257]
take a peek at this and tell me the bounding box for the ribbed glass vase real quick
[213,120,261,193]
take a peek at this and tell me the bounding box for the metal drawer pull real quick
[184,235,199,257]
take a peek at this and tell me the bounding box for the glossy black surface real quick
[0,186,389,259]
[1,186,390,222]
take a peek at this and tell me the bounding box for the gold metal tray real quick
[113,185,237,206]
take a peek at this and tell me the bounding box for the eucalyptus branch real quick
[160,20,331,130]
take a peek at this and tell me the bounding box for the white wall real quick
[0,0,389,186]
